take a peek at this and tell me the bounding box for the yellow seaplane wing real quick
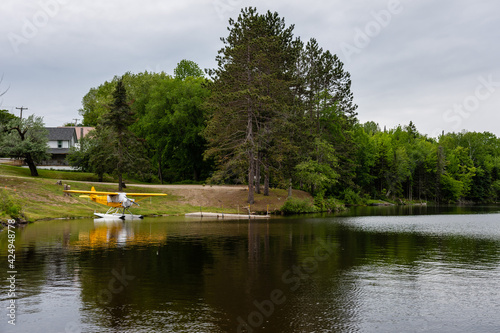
[63,187,167,219]
[64,189,167,197]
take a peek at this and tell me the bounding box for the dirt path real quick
[72,181,311,213]
[1,172,311,214]
[106,183,309,213]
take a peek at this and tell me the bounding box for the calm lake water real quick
[1,206,500,333]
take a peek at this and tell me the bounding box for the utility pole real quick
[73,118,79,126]
[16,106,28,119]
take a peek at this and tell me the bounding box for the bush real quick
[0,190,22,219]
[314,192,345,212]
[341,188,364,205]
[280,197,317,215]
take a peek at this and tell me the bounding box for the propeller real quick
[123,196,140,208]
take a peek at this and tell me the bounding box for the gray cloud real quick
[1,0,499,136]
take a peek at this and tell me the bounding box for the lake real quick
[1,205,500,332]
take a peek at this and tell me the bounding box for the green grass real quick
[0,165,192,221]
[0,164,114,182]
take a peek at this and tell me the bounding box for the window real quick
[58,140,63,148]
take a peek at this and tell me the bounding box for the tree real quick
[79,81,116,126]
[67,130,113,181]
[78,69,213,184]
[106,79,150,190]
[0,115,49,176]
[294,138,339,194]
[292,38,358,197]
[204,7,298,203]
[132,74,211,183]
[352,123,377,196]
[0,110,16,127]
[174,60,205,80]
[83,79,150,190]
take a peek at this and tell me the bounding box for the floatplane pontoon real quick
[64,186,167,220]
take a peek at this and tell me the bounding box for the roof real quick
[46,127,77,141]
[61,126,94,140]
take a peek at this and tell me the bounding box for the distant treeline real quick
[73,8,500,204]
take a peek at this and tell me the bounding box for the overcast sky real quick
[1,0,499,137]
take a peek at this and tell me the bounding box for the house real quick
[63,126,94,144]
[41,127,78,166]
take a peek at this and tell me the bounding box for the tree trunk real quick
[255,153,261,194]
[246,99,254,204]
[158,158,163,184]
[288,178,293,198]
[117,138,124,192]
[264,164,270,196]
[25,154,38,177]
[118,173,123,192]
[248,150,255,204]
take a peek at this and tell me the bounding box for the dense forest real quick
[72,8,500,206]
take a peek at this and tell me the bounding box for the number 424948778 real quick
[7,220,16,270]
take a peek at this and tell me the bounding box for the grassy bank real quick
[0,165,315,221]
[0,165,206,221]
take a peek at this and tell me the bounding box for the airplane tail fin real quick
[90,187,97,199]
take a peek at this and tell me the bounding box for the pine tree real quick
[99,78,149,191]
[204,7,298,203]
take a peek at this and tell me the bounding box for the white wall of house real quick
[48,140,71,149]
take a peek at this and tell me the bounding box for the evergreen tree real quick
[204,7,298,203]
[97,79,149,190]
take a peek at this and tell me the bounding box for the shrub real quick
[314,192,346,212]
[0,190,22,219]
[341,188,364,205]
[280,197,317,215]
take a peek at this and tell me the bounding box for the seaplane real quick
[63,186,167,219]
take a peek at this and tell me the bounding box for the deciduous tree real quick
[0,115,49,176]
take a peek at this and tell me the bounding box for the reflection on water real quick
[1,207,500,333]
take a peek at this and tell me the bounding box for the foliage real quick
[313,191,345,212]
[73,79,150,189]
[79,68,211,184]
[204,7,299,203]
[132,75,211,183]
[174,59,205,80]
[0,115,50,176]
[0,189,22,219]
[72,10,500,206]
[349,124,500,203]
[204,7,358,204]
[280,197,316,215]
[0,109,16,126]
[340,188,365,205]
